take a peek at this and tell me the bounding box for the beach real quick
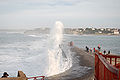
[47,46,94,80]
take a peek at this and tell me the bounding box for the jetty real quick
[47,47,94,80]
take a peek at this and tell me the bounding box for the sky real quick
[0,0,120,29]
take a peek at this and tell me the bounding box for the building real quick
[113,30,119,35]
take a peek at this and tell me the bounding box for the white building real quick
[100,28,104,31]
[92,28,95,30]
[113,30,119,35]
[98,31,102,34]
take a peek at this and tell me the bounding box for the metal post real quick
[110,58,112,64]
[115,58,117,66]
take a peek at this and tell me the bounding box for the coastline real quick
[68,34,120,36]
[47,46,94,80]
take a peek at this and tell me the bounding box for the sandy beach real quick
[47,46,95,80]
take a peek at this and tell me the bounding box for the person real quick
[89,48,92,53]
[86,46,89,52]
[108,50,110,54]
[103,50,106,55]
[1,72,9,78]
[70,41,73,46]
[93,48,95,52]
[97,45,101,51]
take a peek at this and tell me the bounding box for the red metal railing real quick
[102,54,120,66]
[95,51,120,80]
[27,76,45,80]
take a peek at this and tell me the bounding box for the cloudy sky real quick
[0,0,120,29]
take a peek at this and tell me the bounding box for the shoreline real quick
[64,34,120,36]
[47,46,94,80]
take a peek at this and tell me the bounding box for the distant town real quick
[24,27,120,35]
[64,28,120,35]
[0,27,120,35]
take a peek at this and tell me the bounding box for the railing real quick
[95,51,120,80]
[27,76,45,80]
[102,54,120,66]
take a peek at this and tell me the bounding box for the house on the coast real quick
[113,29,119,35]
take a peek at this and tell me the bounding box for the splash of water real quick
[47,21,72,76]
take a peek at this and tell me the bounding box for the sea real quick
[0,32,120,77]
[65,34,120,54]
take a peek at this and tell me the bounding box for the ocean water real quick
[64,34,120,54]
[0,21,73,77]
[0,32,120,78]
[0,32,50,77]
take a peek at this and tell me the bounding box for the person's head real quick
[3,72,9,77]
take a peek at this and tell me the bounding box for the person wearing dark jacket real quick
[103,50,106,55]
[86,46,89,52]
[1,72,9,78]
[97,45,101,51]
[108,50,110,54]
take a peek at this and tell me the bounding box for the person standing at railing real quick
[108,50,110,54]
[97,44,101,51]
[103,50,106,55]
[93,48,95,52]
[88,48,92,54]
